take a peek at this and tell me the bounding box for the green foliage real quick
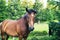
[31,37,38,40]
[0,0,60,23]
[33,0,60,22]
[39,36,56,40]
[33,0,43,22]
[0,0,9,22]
[49,21,60,40]
[6,0,26,20]
[0,0,27,22]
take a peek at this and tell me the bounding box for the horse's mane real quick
[23,13,28,19]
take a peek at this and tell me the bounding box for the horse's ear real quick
[34,10,37,13]
[26,8,29,12]
[34,9,37,13]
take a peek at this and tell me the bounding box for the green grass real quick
[34,23,49,32]
[27,35,49,40]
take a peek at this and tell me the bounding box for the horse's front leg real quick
[6,35,9,40]
[19,35,23,40]
[1,32,5,40]
[23,36,28,40]
[24,37,27,40]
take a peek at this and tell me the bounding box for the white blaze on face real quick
[30,13,34,27]
[32,14,34,17]
[31,13,34,17]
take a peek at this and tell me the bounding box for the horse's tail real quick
[0,22,2,34]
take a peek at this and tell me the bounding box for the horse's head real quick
[26,8,36,31]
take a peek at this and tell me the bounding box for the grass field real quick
[0,23,49,40]
[34,23,49,32]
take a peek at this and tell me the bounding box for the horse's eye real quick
[27,16,29,18]
[27,16,29,19]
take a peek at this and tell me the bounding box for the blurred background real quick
[0,0,60,40]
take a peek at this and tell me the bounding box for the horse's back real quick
[2,20,16,29]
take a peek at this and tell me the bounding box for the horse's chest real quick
[16,24,27,33]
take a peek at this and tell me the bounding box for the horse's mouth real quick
[28,27,34,31]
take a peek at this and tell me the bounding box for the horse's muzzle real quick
[29,27,34,31]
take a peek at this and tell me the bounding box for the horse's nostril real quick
[32,27,34,30]
[33,27,34,30]
[29,27,34,31]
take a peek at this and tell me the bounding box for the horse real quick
[0,22,2,34]
[1,8,36,40]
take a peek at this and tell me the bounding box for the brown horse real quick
[1,8,36,40]
[0,22,2,34]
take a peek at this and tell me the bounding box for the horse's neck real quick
[17,18,24,23]
[17,13,29,27]
[17,17,27,24]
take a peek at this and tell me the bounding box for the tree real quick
[0,0,9,22]
[33,0,43,23]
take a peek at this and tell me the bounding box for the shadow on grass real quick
[29,31,48,36]
[27,31,48,40]
[27,31,57,40]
